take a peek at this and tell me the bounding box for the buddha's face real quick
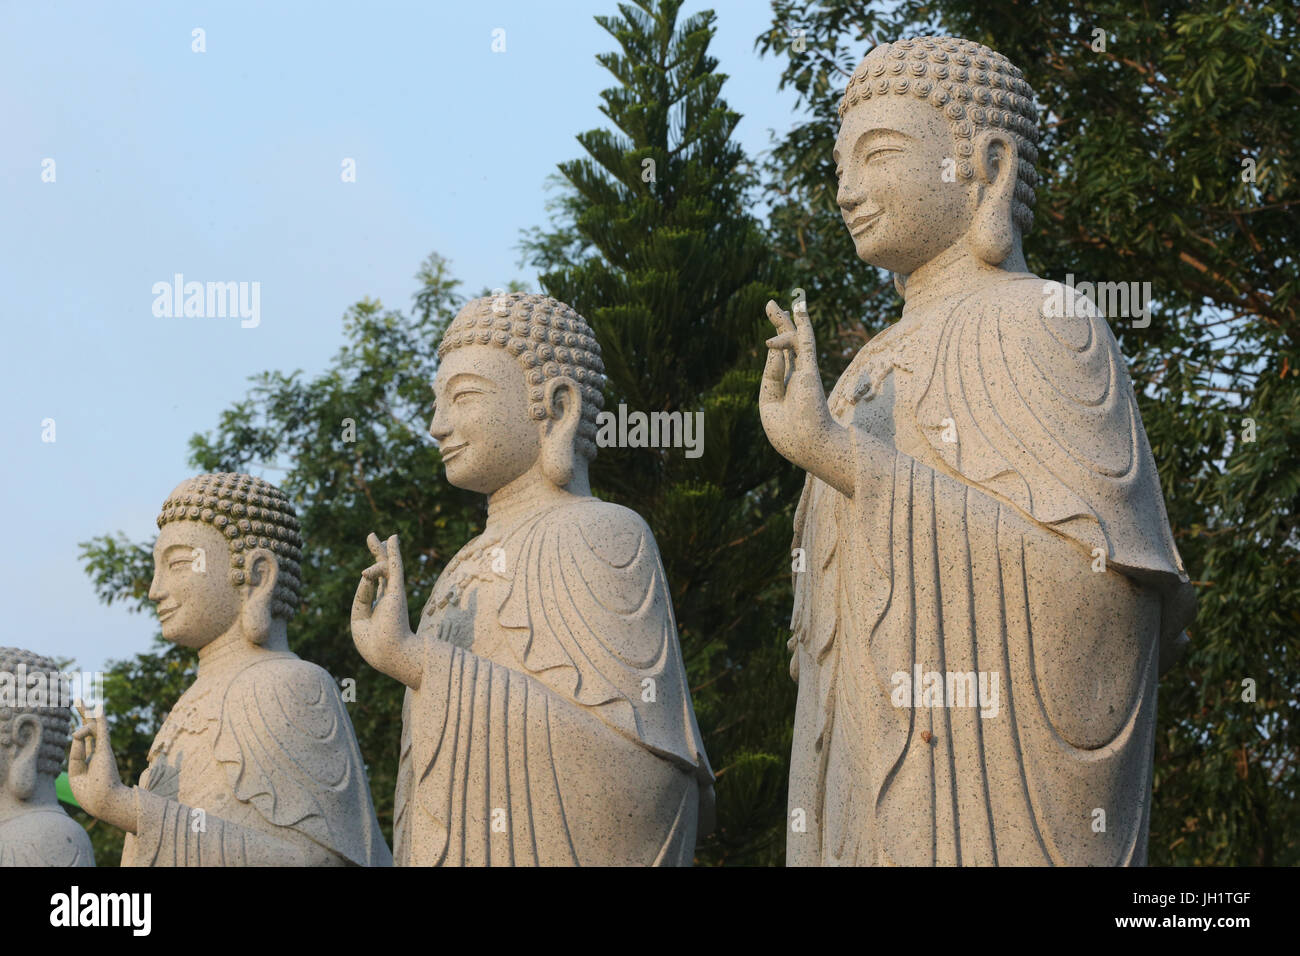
[835,90,972,274]
[148,520,241,649]
[430,345,540,495]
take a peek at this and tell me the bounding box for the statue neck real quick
[899,237,1028,314]
[196,617,290,674]
[486,459,591,533]
[0,775,59,820]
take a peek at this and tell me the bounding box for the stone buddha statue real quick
[69,473,391,866]
[351,292,714,866]
[0,648,95,866]
[759,36,1196,866]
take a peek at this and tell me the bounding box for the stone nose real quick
[837,169,857,210]
[429,404,452,442]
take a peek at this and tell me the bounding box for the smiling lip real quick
[849,211,883,235]
[440,442,468,462]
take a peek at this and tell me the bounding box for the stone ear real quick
[540,377,581,489]
[969,130,1018,266]
[240,548,278,645]
[10,714,41,800]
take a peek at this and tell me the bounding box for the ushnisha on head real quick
[150,473,304,649]
[0,647,72,799]
[835,35,1040,272]
[432,293,607,495]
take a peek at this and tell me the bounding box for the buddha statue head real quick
[835,35,1040,274]
[0,648,72,807]
[150,473,304,650]
[432,293,607,497]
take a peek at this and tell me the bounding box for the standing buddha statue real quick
[352,293,715,866]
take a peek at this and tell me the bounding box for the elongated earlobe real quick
[540,378,580,489]
[541,439,574,488]
[241,599,270,646]
[240,550,277,645]
[969,132,1018,266]
[11,716,41,800]
[970,199,1013,265]
[11,759,36,800]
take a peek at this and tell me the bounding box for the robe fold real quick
[788,272,1195,866]
[0,808,94,867]
[395,496,714,866]
[123,650,391,867]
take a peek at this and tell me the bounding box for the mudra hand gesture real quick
[760,298,854,496]
[68,700,136,832]
[351,532,422,689]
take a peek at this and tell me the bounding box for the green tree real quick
[522,0,799,864]
[76,254,489,864]
[758,0,1299,864]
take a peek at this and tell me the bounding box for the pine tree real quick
[522,0,799,864]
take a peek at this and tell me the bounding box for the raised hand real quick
[759,298,854,496]
[351,532,422,689]
[68,700,136,832]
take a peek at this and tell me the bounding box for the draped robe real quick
[123,644,391,867]
[395,496,714,866]
[787,272,1195,866]
[0,807,94,866]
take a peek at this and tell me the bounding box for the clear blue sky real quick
[1,1,812,675]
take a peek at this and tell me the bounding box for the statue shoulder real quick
[0,809,94,866]
[499,496,670,698]
[226,653,337,702]
[499,495,708,773]
[989,272,1090,316]
[547,497,658,565]
[934,272,1131,397]
[217,653,354,795]
[215,652,385,865]
[41,810,95,866]
[1009,272,1125,356]
[219,654,353,762]
[915,270,1189,592]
